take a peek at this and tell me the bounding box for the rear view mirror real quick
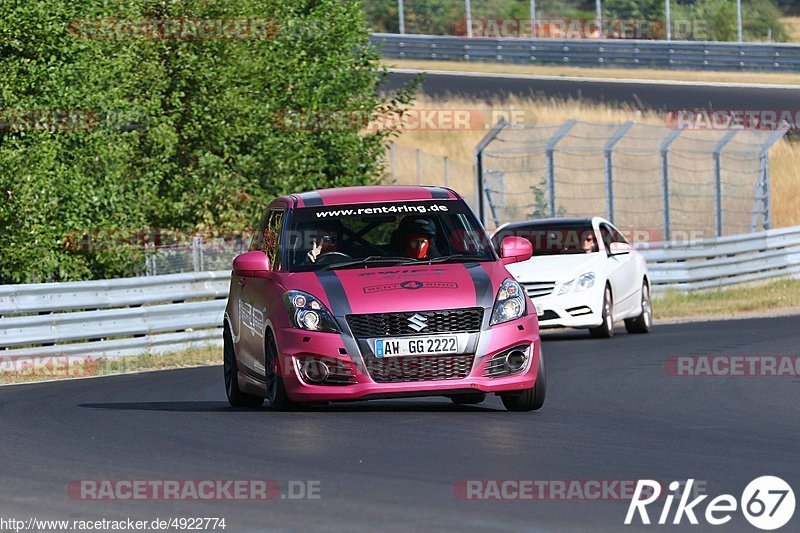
[233,251,271,276]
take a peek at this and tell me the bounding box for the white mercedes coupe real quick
[492,217,652,337]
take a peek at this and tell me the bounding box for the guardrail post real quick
[545,119,577,218]
[712,130,738,237]
[474,118,508,225]
[604,121,635,224]
[660,129,682,242]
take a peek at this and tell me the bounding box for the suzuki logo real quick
[408,313,428,332]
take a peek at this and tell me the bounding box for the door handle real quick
[238,277,246,286]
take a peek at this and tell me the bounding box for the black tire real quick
[265,331,297,411]
[223,326,264,408]
[625,281,653,334]
[589,285,614,338]
[500,346,546,412]
[450,392,487,405]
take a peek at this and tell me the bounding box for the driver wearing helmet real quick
[395,216,437,260]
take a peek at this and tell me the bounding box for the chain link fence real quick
[145,237,248,276]
[476,120,788,239]
[142,122,785,275]
[386,143,477,210]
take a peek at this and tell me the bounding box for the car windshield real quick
[493,223,598,256]
[286,200,495,271]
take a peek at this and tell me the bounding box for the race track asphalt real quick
[1,315,799,531]
[383,70,800,112]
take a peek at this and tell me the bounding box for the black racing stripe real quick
[427,187,450,200]
[465,263,494,308]
[315,271,352,316]
[300,191,323,207]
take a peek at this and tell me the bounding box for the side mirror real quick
[609,242,632,255]
[233,251,270,276]
[500,236,533,265]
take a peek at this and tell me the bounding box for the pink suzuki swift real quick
[223,186,545,411]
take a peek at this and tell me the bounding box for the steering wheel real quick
[314,251,353,265]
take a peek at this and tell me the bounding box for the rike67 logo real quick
[625,477,795,530]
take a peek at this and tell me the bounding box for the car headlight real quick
[558,272,596,295]
[490,279,527,326]
[282,290,341,333]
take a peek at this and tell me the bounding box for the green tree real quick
[0,0,413,283]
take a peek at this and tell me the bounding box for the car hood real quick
[284,262,510,316]
[505,253,604,283]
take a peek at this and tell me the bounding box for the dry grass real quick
[386,94,800,229]
[654,278,800,318]
[0,345,220,385]
[782,17,800,43]
[769,138,800,228]
[387,58,800,85]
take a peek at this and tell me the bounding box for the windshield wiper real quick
[401,254,486,265]
[324,256,410,270]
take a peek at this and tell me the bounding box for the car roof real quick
[277,185,460,208]
[498,217,595,229]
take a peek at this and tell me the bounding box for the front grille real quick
[522,281,556,298]
[347,308,483,338]
[363,354,474,383]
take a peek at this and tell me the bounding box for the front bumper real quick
[533,288,604,329]
[273,314,540,402]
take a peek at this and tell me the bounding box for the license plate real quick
[534,302,544,317]
[375,336,458,357]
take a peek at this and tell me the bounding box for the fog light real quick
[505,350,527,372]
[301,359,331,383]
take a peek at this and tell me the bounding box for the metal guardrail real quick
[639,226,800,291]
[0,271,230,359]
[372,33,800,72]
[1,227,798,360]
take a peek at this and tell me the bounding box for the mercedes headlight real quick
[282,290,340,333]
[558,272,596,295]
[490,279,527,326]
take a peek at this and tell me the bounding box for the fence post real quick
[145,243,154,276]
[711,130,738,237]
[545,119,577,218]
[604,121,635,224]
[416,149,422,185]
[660,129,682,242]
[474,118,508,226]
[390,142,397,183]
[753,127,789,231]
[192,236,201,272]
